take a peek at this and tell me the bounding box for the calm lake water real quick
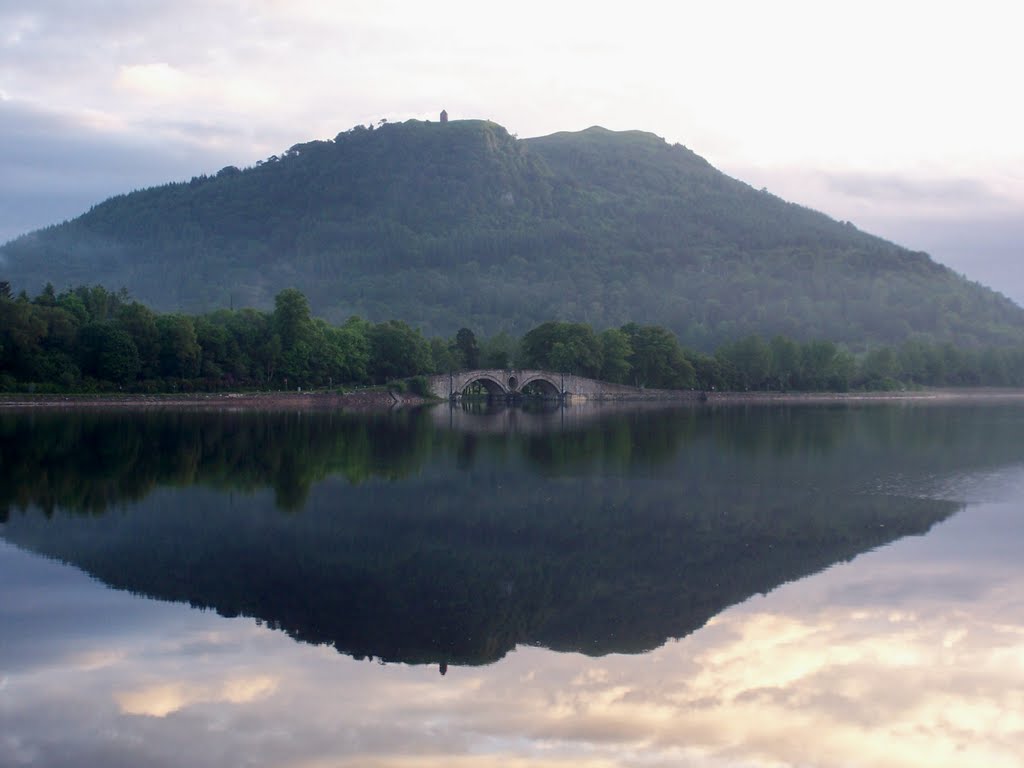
[2,401,1024,767]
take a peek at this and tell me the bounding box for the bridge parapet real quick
[426,369,559,399]
[424,369,667,401]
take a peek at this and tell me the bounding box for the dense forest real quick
[2,118,1023,349]
[4,283,1024,394]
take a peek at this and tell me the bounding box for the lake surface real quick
[2,401,1023,767]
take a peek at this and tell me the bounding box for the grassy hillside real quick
[3,118,1022,349]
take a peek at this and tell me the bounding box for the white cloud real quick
[116,62,190,98]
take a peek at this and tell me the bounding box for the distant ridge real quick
[3,117,1022,349]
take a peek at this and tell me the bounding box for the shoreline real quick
[3,387,1024,411]
[702,387,1024,405]
[0,390,430,411]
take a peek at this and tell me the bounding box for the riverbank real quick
[0,390,431,411]
[3,387,1024,411]
[702,387,1024,405]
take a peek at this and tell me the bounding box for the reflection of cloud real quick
[4,502,1024,767]
[294,758,620,768]
[444,597,1024,768]
[117,682,189,717]
[70,649,125,672]
[116,675,277,717]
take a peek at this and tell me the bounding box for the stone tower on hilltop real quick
[440,109,448,124]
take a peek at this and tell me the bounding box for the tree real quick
[520,321,602,377]
[689,351,727,391]
[430,338,458,374]
[768,335,800,391]
[257,333,283,386]
[319,321,370,384]
[156,314,201,378]
[622,323,694,388]
[0,295,46,379]
[598,328,632,383]
[78,322,140,384]
[73,285,126,323]
[34,283,57,307]
[368,320,432,383]
[799,340,842,390]
[118,302,161,379]
[858,346,898,389]
[272,288,313,349]
[717,335,769,390]
[480,332,518,369]
[453,327,480,369]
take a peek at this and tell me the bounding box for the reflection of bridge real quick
[431,401,696,435]
[425,369,677,401]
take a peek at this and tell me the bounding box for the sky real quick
[1,1,1021,302]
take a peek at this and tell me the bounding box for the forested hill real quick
[3,118,1022,349]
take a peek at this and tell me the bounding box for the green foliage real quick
[77,322,140,384]
[368,320,432,384]
[5,284,1024,394]
[521,321,602,377]
[273,287,313,348]
[429,337,458,374]
[406,375,433,398]
[598,328,632,383]
[4,119,1023,350]
[156,314,201,378]
[320,321,370,385]
[622,323,695,388]
[858,346,900,390]
[453,327,480,369]
[716,335,770,390]
[479,332,518,369]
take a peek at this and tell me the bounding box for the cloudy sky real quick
[1,1,1021,301]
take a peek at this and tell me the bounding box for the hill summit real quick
[3,118,1022,349]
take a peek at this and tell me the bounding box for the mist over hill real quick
[3,118,1022,349]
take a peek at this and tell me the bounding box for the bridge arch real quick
[460,373,508,396]
[517,373,562,398]
[427,369,578,401]
[425,368,653,402]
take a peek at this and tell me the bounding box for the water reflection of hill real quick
[4,403,1023,667]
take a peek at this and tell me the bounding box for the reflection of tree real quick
[0,408,436,514]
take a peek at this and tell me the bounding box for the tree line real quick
[3,283,1024,393]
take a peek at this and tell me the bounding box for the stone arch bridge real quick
[425,369,655,401]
